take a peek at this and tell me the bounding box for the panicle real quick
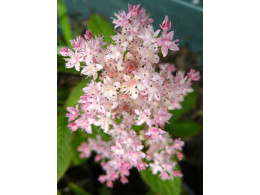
[60,4,200,187]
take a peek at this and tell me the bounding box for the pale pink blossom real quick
[70,36,84,49]
[173,171,183,177]
[173,138,185,150]
[153,107,172,128]
[177,152,184,160]
[84,30,93,40]
[135,109,152,127]
[112,10,131,29]
[64,54,80,71]
[160,15,171,32]
[59,47,73,56]
[157,31,179,57]
[66,105,79,122]
[188,69,201,81]
[145,127,166,142]
[81,63,103,80]
[120,176,128,184]
[67,122,78,132]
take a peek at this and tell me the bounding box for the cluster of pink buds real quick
[60,4,200,188]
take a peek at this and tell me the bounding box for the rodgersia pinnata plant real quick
[59,4,200,188]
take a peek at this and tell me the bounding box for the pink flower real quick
[160,15,171,32]
[87,95,106,114]
[78,142,91,158]
[153,107,172,128]
[106,180,113,188]
[121,75,145,99]
[188,69,200,81]
[138,26,160,45]
[75,117,93,134]
[70,36,84,49]
[66,105,79,122]
[145,127,166,142]
[67,122,78,132]
[160,171,169,180]
[120,176,128,184]
[173,138,185,150]
[137,161,148,171]
[128,4,145,17]
[94,155,102,162]
[64,54,80,71]
[98,175,106,183]
[135,109,152,127]
[59,47,73,56]
[84,30,93,40]
[112,10,131,29]
[157,31,179,57]
[81,63,103,80]
[173,171,183,177]
[138,46,160,65]
[177,152,184,160]
[159,63,176,73]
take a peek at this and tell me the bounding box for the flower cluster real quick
[60,4,200,188]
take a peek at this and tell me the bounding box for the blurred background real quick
[57,0,203,194]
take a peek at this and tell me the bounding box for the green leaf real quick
[165,119,202,137]
[70,127,111,167]
[99,184,111,195]
[66,78,91,107]
[87,14,116,43]
[57,0,73,46]
[57,111,71,181]
[57,86,70,104]
[68,182,92,195]
[57,45,65,55]
[58,37,65,46]
[57,65,80,75]
[57,190,62,195]
[70,131,89,166]
[140,169,182,195]
[168,88,197,122]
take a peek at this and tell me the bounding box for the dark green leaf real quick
[70,127,110,166]
[70,126,109,166]
[165,119,202,137]
[57,0,73,46]
[140,169,182,195]
[57,87,70,102]
[168,88,197,122]
[99,184,111,195]
[58,37,65,46]
[87,14,116,43]
[91,125,111,141]
[68,182,92,195]
[57,111,71,181]
[146,190,159,195]
[70,131,88,166]
[57,190,62,195]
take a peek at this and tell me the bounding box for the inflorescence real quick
[60,4,200,188]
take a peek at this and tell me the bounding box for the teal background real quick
[58,0,203,53]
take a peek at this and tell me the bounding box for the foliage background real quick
[57,0,203,194]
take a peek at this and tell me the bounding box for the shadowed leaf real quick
[140,169,182,195]
[166,119,201,137]
[57,111,71,181]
